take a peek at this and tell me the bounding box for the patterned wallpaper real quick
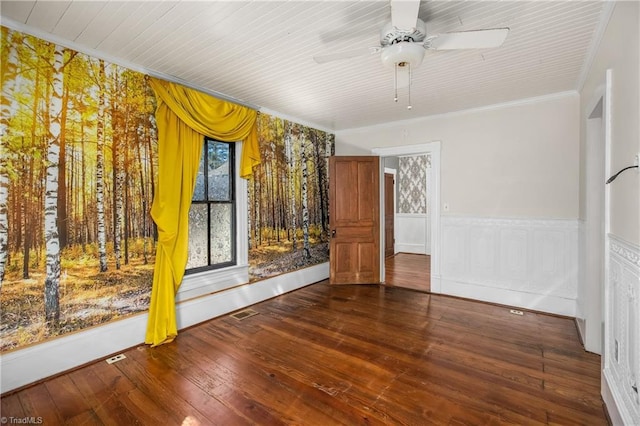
[398,154,431,214]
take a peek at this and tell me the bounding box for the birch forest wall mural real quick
[248,113,334,281]
[0,27,335,352]
[0,27,157,351]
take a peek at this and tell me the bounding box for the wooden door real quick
[329,156,380,285]
[384,173,395,258]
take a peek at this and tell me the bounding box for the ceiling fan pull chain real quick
[407,63,413,110]
[394,63,398,102]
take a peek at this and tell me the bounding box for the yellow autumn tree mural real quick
[0,27,158,350]
[248,113,334,280]
[0,27,336,351]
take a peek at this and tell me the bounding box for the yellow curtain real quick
[145,77,260,346]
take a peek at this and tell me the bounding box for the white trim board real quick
[0,263,329,393]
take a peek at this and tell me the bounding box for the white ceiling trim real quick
[337,90,579,134]
[575,1,616,92]
[0,16,261,111]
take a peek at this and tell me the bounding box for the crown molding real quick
[337,91,578,134]
[575,2,616,92]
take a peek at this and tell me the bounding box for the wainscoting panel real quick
[396,213,429,254]
[604,234,640,425]
[440,216,578,316]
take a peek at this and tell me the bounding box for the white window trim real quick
[177,142,249,302]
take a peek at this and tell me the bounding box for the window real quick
[186,138,235,272]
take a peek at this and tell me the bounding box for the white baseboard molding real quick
[439,277,576,316]
[603,368,629,426]
[575,317,587,346]
[396,243,426,254]
[0,263,329,393]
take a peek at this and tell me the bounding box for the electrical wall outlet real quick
[106,354,126,364]
[634,153,639,168]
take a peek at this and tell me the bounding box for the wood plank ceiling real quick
[0,1,606,131]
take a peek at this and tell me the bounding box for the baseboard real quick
[440,277,576,317]
[395,243,426,254]
[575,317,586,346]
[0,263,329,394]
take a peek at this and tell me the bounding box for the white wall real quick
[337,92,580,220]
[579,3,640,425]
[337,93,581,315]
[579,3,639,245]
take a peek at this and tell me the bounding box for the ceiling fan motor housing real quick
[380,42,426,70]
[380,18,427,46]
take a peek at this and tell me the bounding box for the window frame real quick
[185,137,236,274]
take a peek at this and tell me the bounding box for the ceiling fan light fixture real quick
[380,42,425,70]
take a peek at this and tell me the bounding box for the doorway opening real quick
[372,142,441,293]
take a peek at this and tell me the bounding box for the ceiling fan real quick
[313,0,509,108]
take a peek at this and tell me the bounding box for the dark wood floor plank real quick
[116,388,175,425]
[68,360,144,426]
[185,326,383,425]
[113,347,217,426]
[43,374,95,422]
[1,254,608,425]
[0,392,25,419]
[17,383,64,424]
[385,253,430,292]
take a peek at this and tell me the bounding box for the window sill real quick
[176,263,249,303]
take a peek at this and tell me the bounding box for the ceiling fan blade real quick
[390,0,420,30]
[313,47,381,64]
[429,28,509,50]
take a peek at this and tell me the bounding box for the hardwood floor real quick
[385,253,430,292]
[1,282,607,425]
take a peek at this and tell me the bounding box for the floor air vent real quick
[230,308,259,321]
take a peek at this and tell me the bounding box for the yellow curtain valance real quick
[148,77,260,178]
[145,77,260,347]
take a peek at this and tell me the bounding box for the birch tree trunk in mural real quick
[112,72,124,270]
[23,55,43,280]
[301,135,311,259]
[138,120,150,263]
[123,99,131,266]
[43,46,64,324]
[285,122,297,251]
[96,59,108,272]
[0,29,20,287]
[56,82,69,250]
